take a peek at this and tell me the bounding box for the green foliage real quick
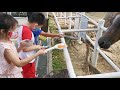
[52,49,66,72]
[49,16,66,73]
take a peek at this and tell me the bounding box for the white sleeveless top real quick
[17,25,35,63]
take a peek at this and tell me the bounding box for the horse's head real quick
[98,15,120,49]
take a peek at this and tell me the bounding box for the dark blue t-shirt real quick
[32,28,42,45]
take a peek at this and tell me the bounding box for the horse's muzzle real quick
[98,37,111,49]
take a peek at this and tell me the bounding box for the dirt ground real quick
[86,12,107,22]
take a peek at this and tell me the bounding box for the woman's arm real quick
[4,49,45,67]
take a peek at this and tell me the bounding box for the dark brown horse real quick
[104,12,120,27]
[98,14,120,49]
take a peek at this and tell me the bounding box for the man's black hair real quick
[28,12,46,26]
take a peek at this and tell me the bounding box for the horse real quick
[98,14,120,49]
[104,12,120,27]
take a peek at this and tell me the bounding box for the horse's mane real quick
[104,12,120,27]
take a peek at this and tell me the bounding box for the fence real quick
[51,12,120,78]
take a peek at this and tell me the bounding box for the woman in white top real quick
[0,13,45,78]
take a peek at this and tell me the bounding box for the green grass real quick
[52,49,66,72]
[48,16,66,73]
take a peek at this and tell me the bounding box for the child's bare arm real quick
[17,41,30,53]
[4,48,45,67]
[41,31,64,38]
[18,40,43,52]
[22,45,43,52]
[17,46,23,53]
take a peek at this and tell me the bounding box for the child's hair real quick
[28,12,46,26]
[0,13,18,34]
